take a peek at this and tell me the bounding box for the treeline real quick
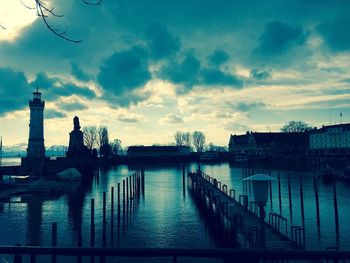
[174,131,227,152]
[83,126,122,157]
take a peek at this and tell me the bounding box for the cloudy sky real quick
[0,0,349,147]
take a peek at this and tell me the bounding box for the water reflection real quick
[26,195,43,245]
[1,162,349,252]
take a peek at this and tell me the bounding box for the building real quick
[229,132,309,156]
[309,123,350,154]
[26,89,45,176]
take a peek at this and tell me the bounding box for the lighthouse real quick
[27,88,45,176]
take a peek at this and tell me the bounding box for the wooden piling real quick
[333,182,339,230]
[183,165,185,188]
[278,173,282,214]
[90,198,95,247]
[111,186,114,247]
[126,177,129,206]
[90,198,95,263]
[102,191,107,247]
[141,169,145,195]
[269,181,273,211]
[123,179,126,223]
[51,222,57,263]
[117,183,121,224]
[313,174,320,225]
[299,176,305,223]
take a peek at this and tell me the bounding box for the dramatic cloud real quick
[116,113,148,123]
[254,21,307,56]
[60,101,88,112]
[45,109,67,119]
[250,69,272,80]
[32,72,96,100]
[200,68,242,87]
[160,113,184,124]
[235,102,266,112]
[1,1,350,147]
[158,52,200,89]
[318,15,350,52]
[159,52,242,91]
[71,62,92,82]
[207,50,230,66]
[143,23,181,60]
[98,46,152,107]
[0,67,29,116]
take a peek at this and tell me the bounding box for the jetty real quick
[188,170,304,250]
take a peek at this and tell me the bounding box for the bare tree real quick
[174,131,192,147]
[192,131,206,152]
[83,125,97,150]
[281,121,312,132]
[182,132,191,147]
[1,0,102,43]
[174,131,183,146]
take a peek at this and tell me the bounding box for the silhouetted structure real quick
[27,89,45,176]
[309,123,350,154]
[229,132,309,156]
[67,117,86,157]
[66,116,96,177]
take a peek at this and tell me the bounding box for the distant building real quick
[127,146,191,157]
[229,132,309,156]
[309,123,350,154]
[26,89,45,176]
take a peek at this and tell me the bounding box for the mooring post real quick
[126,177,129,208]
[313,174,320,225]
[130,175,133,200]
[90,198,95,247]
[111,186,114,247]
[299,176,305,223]
[333,182,339,231]
[278,172,282,214]
[141,169,145,195]
[182,165,185,189]
[90,198,95,263]
[51,222,57,263]
[122,179,125,212]
[117,183,120,223]
[102,191,107,247]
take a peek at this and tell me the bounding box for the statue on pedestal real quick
[67,116,87,157]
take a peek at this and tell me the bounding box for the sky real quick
[0,0,350,148]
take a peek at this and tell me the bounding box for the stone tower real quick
[27,89,45,176]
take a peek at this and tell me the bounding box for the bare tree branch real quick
[0,24,6,30]
[80,0,102,6]
[34,0,82,43]
[12,0,102,43]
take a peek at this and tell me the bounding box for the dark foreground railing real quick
[2,247,350,263]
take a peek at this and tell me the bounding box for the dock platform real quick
[188,171,302,250]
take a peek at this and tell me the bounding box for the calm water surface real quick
[0,161,350,254]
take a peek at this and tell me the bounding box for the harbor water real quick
[0,158,350,256]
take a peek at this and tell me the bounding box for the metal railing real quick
[2,246,350,263]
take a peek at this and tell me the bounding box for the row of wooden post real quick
[13,170,146,263]
[243,167,340,242]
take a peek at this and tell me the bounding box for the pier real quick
[188,170,303,250]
